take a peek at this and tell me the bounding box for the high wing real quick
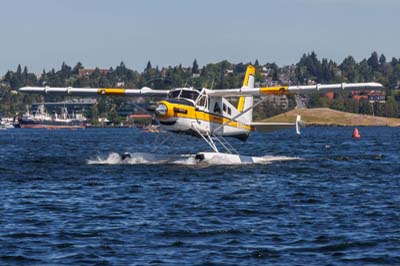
[18,86,169,96]
[19,82,383,97]
[205,82,383,97]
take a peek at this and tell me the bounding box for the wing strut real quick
[212,97,268,134]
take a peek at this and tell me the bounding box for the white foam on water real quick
[87,152,197,165]
[197,152,300,165]
[87,152,300,166]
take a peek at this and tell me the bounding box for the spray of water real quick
[87,152,300,166]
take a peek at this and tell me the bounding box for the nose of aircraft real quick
[155,103,168,117]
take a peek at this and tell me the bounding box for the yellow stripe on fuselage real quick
[97,88,126,95]
[159,101,253,131]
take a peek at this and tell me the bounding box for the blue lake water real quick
[0,127,399,265]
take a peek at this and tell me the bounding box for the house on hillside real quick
[352,91,385,103]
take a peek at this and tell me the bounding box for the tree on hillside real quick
[384,96,399,117]
[72,62,84,75]
[145,61,152,73]
[367,51,379,72]
[59,62,72,79]
[192,59,199,74]
[359,59,373,81]
[359,99,373,115]
[296,52,322,83]
[320,58,337,83]
[17,64,22,75]
[3,52,400,118]
[23,66,28,77]
[340,56,359,82]
[379,54,386,66]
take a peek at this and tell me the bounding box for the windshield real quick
[180,90,199,101]
[168,89,199,101]
[168,90,181,99]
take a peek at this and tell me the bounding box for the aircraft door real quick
[196,95,208,110]
[194,94,209,132]
[208,97,224,135]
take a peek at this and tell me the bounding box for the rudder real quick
[237,65,255,124]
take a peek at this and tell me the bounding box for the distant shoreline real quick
[259,108,400,127]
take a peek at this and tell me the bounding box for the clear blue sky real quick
[0,0,399,74]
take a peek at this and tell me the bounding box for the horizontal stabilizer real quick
[251,122,296,132]
[252,115,305,133]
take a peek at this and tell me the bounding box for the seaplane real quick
[19,65,383,164]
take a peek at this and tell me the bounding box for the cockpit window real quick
[168,89,200,101]
[168,90,181,99]
[180,90,199,101]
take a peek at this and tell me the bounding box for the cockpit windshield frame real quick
[168,88,201,104]
[168,90,181,99]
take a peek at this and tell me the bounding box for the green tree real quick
[308,93,322,107]
[107,106,122,125]
[59,62,72,79]
[23,66,28,77]
[295,52,324,84]
[330,98,345,111]
[145,61,152,72]
[340,56,359,82]
[359,99,373,115]
[384,96,398,117]
[367,51,379,72]
[72,62,84,75]
[90,105,99,125]
[359,59,373,81]
[17,64,22,75]
[379,54,386,66]
[192,59,199,74]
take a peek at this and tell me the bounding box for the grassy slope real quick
[260,108,400,126]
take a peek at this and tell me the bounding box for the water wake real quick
[87,152,300,166]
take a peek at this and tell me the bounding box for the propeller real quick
[146,104,156,112]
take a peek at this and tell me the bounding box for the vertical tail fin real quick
[237,65,255,124]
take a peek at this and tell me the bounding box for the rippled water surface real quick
[1,127,400,265]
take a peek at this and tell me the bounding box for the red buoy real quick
[352,128,360,139]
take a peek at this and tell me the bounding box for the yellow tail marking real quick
[238,65,256,111]
[97,88,126,95]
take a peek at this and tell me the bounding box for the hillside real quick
[260,108,400,126]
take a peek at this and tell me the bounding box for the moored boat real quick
[18,105,86,129]
[0,117,17,130]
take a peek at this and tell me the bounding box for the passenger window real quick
[214,103,221,113]
[228,107,231,115]
[223,104,226,112]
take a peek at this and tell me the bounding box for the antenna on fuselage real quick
[210,79,215,90]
